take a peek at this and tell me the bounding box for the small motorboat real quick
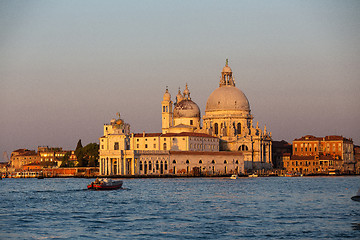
[248,174,258,178]
[88,178,123,190]
[351,188,360,202]
[230,174,238,179]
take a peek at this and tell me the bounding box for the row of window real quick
[295,147,318,152]
[214,122,242,135]
[288,161,318,167]
[139,161,168,171]
[172,159,240,164]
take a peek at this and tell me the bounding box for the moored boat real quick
[248,174,258,178]
[351,188,360,202]
[230,174,238,179]
[88,178,123,190]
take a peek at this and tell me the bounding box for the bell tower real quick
[161,87,173,133]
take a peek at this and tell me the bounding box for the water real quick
[0,176,359,239]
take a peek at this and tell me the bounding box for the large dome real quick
[205,85,250,112]
[174,99,200,118]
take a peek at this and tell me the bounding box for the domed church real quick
[99,60,272,177]
[162,59,272,168]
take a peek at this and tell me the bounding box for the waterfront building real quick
[272,140,292,169]
[9,149,40,171]
[354,145,360,174]
[288,135,354,174]
[38,146,68,167]
[99,60,272,176]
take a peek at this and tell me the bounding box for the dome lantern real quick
[220,59,235,87]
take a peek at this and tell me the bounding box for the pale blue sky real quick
[1,0,360,159]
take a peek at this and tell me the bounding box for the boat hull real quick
[351,196,360,202]
[87,180,123,190]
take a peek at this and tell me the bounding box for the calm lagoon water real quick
[0,176,359,239]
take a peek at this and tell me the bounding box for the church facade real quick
[99,60,272,176]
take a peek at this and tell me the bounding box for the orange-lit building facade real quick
[286,135,354,174]
[10,149,40,171]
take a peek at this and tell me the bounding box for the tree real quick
[60,151,72,167]
[75,139,85,166]
[83,143,99,167]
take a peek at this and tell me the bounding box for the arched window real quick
[163,143,167,150]
[199,160,203,164]
[186,160,190,164]
[173,160,176,164]
[237,123,241,134]
[214,123,219,135]
[224,160,227,164]
[164,161,168,170]
[239,145,248,151]
[235,160,239,164]
[149,161,152,170]
[139,161,143,171]
[211,160,215,164]
[156,161,159,170]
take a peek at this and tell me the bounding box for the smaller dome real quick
[116,119,123,125]
[222,65,232,73]
[176,89,184,103]
[163,89,171,101]
[174,99,200,118]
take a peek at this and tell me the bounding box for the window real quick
[137,144,139,148]
[163,106,165,112]
[239,145,248,151]
[145,144,148,149]
[156,161,159,170]
[224,160,227,164]
[153,144,156,148]
[149,162,152,170]
[237,123,241,134]
[199,160,203,164]
[140,161,143,171]
[173,160,176,164]
[214,123,219,135]
[186,160,190,164]
[190,120,193,125]
[163,143,167,150]
[211,160,215,164]
[114,142,119,150]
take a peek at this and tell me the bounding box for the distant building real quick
[10,149,40,171]
[38,146,69,167]
[354,145,360,174]
[99,61,272,176]
[68,151,78,166]
[286,135,354,174]
[272,140,292,169]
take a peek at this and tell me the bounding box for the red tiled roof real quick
[133,133,162,137]
[324,135,352,142]
[133,132,217,139]
[169,151,243,156]
[293,135,322,141]
[162,132,217,138]
[294,135,353,143]
[290,155,316,160]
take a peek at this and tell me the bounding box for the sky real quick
[1,0,360,161]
